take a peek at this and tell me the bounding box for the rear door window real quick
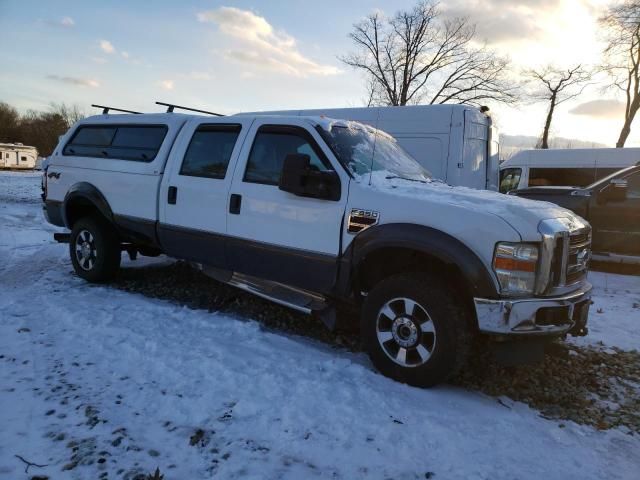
[63,125,167,162]
[180,125,241,179]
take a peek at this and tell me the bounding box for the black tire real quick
[69,216,121,283]
[361,272,472,387]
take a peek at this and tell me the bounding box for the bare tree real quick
[0,103,21,143]
[49,102,86,128]
[19,110,69,156]
[601,1,640,147]
[0,102,85,155]
[340,1,517,107]
[525,65,592,149]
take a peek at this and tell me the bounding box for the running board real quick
[196,265,336,328]
[227,273,328,314]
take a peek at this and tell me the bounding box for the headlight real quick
[493,242,539,296]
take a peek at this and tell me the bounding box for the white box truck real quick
[243,105,500,190]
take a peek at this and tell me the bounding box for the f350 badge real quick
[348,208,379,234]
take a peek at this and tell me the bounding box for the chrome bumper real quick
[474,282,592,336]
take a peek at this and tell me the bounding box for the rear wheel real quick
[70,216,121,282]
[361,273,472,387]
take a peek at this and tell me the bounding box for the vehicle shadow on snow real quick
[108,259,640,435]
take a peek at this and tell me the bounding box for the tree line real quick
[0,102,84,157]
[342,0,640,148]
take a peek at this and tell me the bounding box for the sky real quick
[0,0,635,146]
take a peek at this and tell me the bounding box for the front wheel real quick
[69,216,121,283]
[361,273,472,387]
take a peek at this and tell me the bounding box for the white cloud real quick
[197,7,340,77]
[121,51,130,59]
[47,75,99,88]
[99,40,115,54]
[569,99,626,119]
[45,16,75,28]
[180,71,213,81]
[158,80,174,90]
[60,16,75,27]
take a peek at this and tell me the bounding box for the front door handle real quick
[167,186,177,205]
[229,193,242,214]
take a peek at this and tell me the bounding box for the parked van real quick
[0,143,38,170]
[499,148,639,193]
[243,105,500,190]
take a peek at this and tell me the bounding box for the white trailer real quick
[0,143,38,170]
[499,147,640,192]
[242,105,500,190]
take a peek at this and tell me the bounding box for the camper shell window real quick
[63,125,168,162]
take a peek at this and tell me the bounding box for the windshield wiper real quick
[385,175,429,184]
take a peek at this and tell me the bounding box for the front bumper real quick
[474,282,592,336]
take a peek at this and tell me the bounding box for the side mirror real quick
[598,178,628,204]
[279,153,340,201]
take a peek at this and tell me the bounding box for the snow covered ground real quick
[1,171,639,479]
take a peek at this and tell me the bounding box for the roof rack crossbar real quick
[92,104,142,115]
[156,101,223,116]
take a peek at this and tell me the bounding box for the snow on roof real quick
[0,143,37,150]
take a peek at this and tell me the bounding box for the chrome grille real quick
[565,229,591,285]
[537,218,591,295]
[552,227,591,287]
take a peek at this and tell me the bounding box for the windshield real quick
[317,122,431,182]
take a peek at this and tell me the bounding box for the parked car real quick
[42,108,592,386]
[246,104,501,191]
[510,164,640,261]
[499,148,640,193]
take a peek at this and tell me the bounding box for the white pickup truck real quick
[42,109,593,386]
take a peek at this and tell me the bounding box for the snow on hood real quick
[365,172,584,238]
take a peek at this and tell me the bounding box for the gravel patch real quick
[112,260,640,434]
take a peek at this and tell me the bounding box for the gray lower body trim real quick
[474,282,592,336]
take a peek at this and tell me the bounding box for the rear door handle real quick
[167,186,177,205]
[229,193,242,214]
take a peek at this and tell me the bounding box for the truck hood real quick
[366,175,584,240]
